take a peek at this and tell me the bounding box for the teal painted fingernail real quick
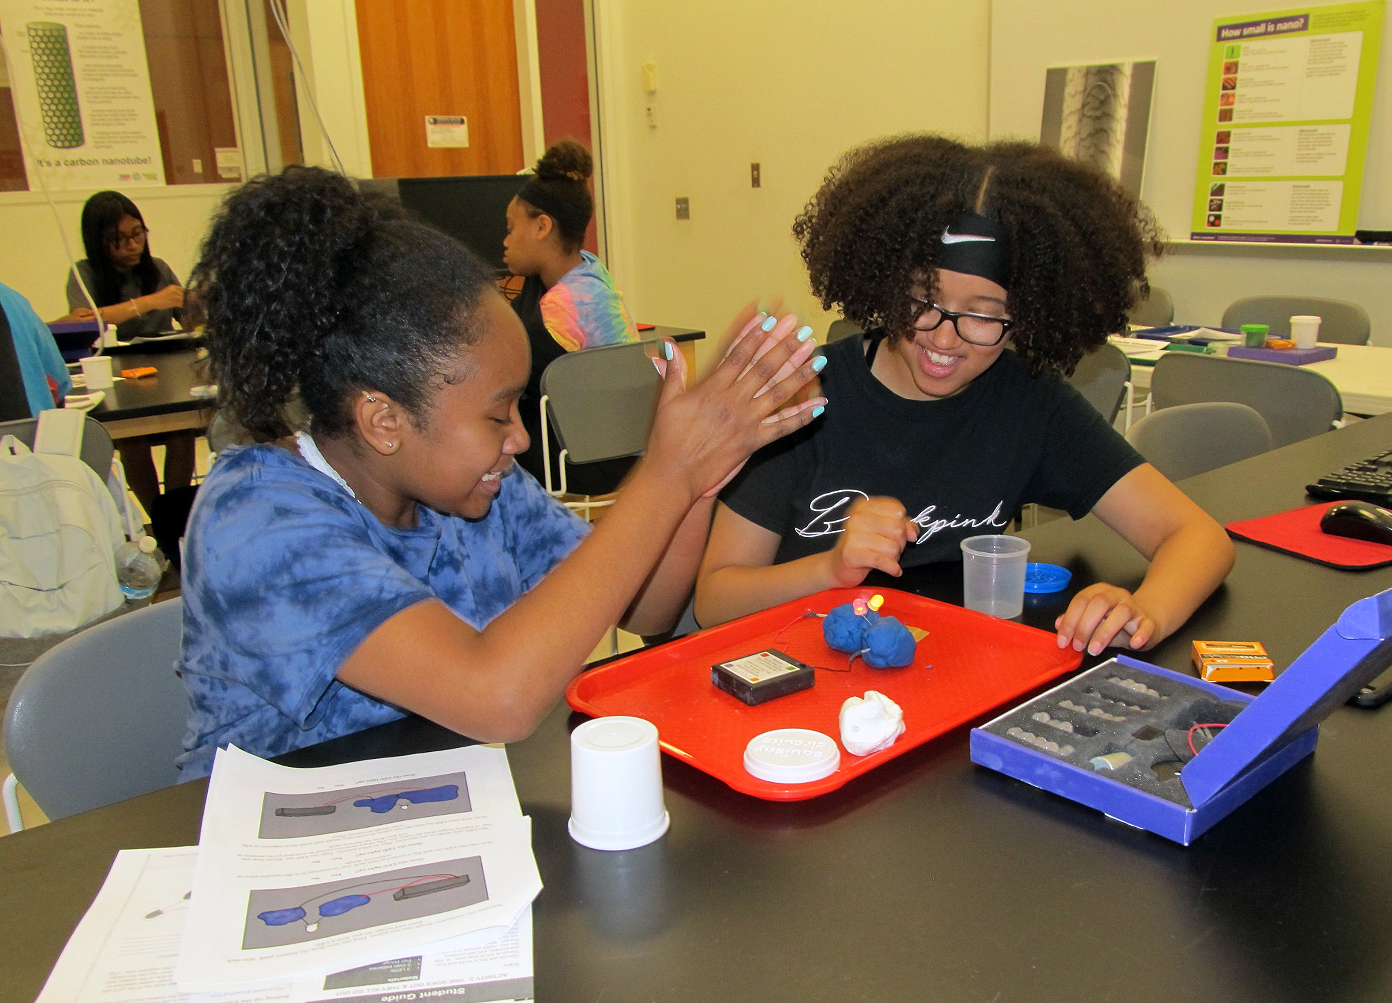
[796,326,813,342]
[812,405,825,418]
[761,315,778,331]
[663,341,673,360]
[812,355,827,372]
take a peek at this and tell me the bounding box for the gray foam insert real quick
[981,666,1246,808]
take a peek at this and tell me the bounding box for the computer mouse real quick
[1319,500,1392,546]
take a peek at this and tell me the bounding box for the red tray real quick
[566,587,1082,800]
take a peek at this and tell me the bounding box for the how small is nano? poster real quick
[1191,0,1384,244]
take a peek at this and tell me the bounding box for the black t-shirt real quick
[513,274,565,412]
[721,332,1144,567]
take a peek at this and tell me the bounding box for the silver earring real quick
[365,395,377,403]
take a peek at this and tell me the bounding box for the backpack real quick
[0,434,125,637]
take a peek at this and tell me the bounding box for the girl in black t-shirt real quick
[698,135,1234,658]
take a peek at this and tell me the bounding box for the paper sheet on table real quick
[38,847,534,1003]
[1108,335,1169,360]
[1124,325,1244,344]
[175,745,541,989]
[1166,326,1241,343]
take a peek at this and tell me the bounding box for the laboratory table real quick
[2,414,1391,1003]
[82,341,212,439]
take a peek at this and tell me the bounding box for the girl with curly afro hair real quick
[697,135,1232,659]
[173,165,825,776]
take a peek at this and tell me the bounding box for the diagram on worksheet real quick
[242,856,489,949]
[143,890,190,920]
[257,771,473,838]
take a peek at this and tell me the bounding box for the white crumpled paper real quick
[839,690,906,756]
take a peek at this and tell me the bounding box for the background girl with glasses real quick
[696,135,1234,659]
[60,190,185,341]
[57,190,195,517]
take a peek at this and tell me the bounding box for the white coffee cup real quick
[79,354,114,389]
[1289,315,1321,350]
[569,716,669,851]
[960,534,1032,619]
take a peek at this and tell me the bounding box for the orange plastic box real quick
[566,587,1082,800]
[1191,640,1275,683]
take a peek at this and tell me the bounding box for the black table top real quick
[78,336,704,427]
[644,325,704,343]
[3,415,1391,1003]
[77,342,211,424]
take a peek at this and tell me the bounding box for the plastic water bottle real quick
[115,536,165,600]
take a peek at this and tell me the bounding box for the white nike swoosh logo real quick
[942,231,996,244]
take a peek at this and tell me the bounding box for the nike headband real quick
[938,211,1012,290]
[518,176,591,241]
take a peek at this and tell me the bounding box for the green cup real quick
[1240,323,1269,348]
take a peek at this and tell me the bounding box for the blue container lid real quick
[1024,563,1071,593]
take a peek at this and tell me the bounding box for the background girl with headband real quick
[503,139,639,493]
[696,134,1233,658]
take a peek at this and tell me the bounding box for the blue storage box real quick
[1225,344,1338,365]
[47,321,101,362]
[970,588,1392,844]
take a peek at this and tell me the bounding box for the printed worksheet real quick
[174,745,541,990]
[38,847,534,1003]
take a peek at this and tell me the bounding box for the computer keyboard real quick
[1306,448,1392,504]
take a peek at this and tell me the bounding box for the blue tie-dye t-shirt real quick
[176,444,589,778]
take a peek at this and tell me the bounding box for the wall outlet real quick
[751,162,761,188]
[192,158,203,174]
[675,197,690,220]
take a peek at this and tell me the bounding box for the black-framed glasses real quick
[908,294,1013,347]
[106,225,148,248]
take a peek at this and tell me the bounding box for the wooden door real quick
[354,0,524,177]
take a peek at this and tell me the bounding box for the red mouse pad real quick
[1226,501,1392,570]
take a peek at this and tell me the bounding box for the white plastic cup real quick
[79,354,113,389]
[960,534,1032,619]
[569,716,670,851]
[1289,314,1321,350]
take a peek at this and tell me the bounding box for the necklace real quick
[295,430,357,500]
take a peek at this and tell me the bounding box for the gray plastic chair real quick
[1149,352,1342,448]
[1126,402,1273,481]
[539,340,661,502]
[1066,343,1132,425]
[826,319,863,344]
[1221,296,1370,345]
[2,597,187,830]
[539,341,661,653]
[1127,286,1174,328]
[0,414,114,479]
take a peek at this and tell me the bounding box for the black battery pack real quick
[711,648,816,706]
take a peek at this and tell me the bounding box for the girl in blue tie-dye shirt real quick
[175,166,825,777]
